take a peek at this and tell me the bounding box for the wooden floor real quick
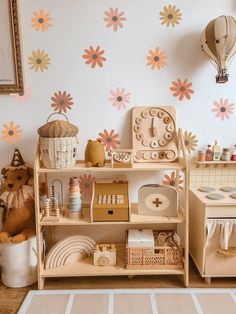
[1,258,236,314]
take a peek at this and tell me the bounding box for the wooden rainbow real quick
[45,235,96,270]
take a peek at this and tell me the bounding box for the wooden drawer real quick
[205,245,236,275]
[93,207,129,222]
[206,206,236,218]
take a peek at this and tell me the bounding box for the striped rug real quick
[18,288,236,314]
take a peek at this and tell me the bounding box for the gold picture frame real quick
[0,0,24,94]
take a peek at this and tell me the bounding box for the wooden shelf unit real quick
[34,128,189,289]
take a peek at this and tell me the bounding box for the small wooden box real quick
[91,181,130,222]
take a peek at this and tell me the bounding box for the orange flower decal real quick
[104,8,126,31]
[51,91,74,113]
[1,121,22,144]
[170,78,194,101]
[146,47,167,70]
[98,129,120,151]
[31,9,52,31]
[162,171,183,191]
[82,46,106,68]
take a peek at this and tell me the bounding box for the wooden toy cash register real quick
[90,181,130,222]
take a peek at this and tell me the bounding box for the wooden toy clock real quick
[132,106,178,162]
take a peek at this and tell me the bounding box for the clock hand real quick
[151,116,158,137]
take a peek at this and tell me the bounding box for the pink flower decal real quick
[170,78,194,101]
[104,8,126,31]
[79,174,95,200]
[109,88,130,110]
[212,98,234,121]
[11,87,31,103]
[98,129,120,151]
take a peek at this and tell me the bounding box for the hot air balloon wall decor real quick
[201,15,236,83]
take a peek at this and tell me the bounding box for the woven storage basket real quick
[126,230,183,270]
[38,113,78,169]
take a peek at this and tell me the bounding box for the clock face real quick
[133,107,176,149]
[132,106,178,162]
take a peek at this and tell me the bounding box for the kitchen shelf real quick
[196,161,236,165]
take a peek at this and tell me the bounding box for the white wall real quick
[0,0,236,189]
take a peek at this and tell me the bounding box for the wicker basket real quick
[126,230,184,270]
[38,113,78,169]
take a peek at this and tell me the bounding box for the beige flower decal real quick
[183,131,198,154]
[162,171,183,191]
[159,5,182,27]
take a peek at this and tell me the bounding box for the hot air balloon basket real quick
[216,73,228,84]
[39,137,78,169]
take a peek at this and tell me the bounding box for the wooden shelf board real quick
[42,245,185,277]
[42,266,185,277]
[196,161,236,165]
[39,204,185,226]
[37,161,185,173]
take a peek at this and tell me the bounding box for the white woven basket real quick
[40,136,78,168]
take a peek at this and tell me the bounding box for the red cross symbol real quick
[153,198,162,207]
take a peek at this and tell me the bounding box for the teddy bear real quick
[85,139,105,167]
[0,149,35,244]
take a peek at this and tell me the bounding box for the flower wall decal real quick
[51,91,74,113]
[159,5,182,27]
[97,129,120,151]
[162,171,183,191]
[1,121,22,144]
[183,131,198,154]
[212,98,234,121]
[170,78,194,101]
[146,47,167,70]
[28,50,50,72]
[109,88,131,110]
[82,46,106,68]
[104,8,126,31]
[31,9,52,31]
[79,174,96,200]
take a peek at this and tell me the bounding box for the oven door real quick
[204,219,236,276]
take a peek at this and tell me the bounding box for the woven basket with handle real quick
[38,113,78,169]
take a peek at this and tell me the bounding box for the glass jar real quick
[221,148,230,161]
[198,150,205,162]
